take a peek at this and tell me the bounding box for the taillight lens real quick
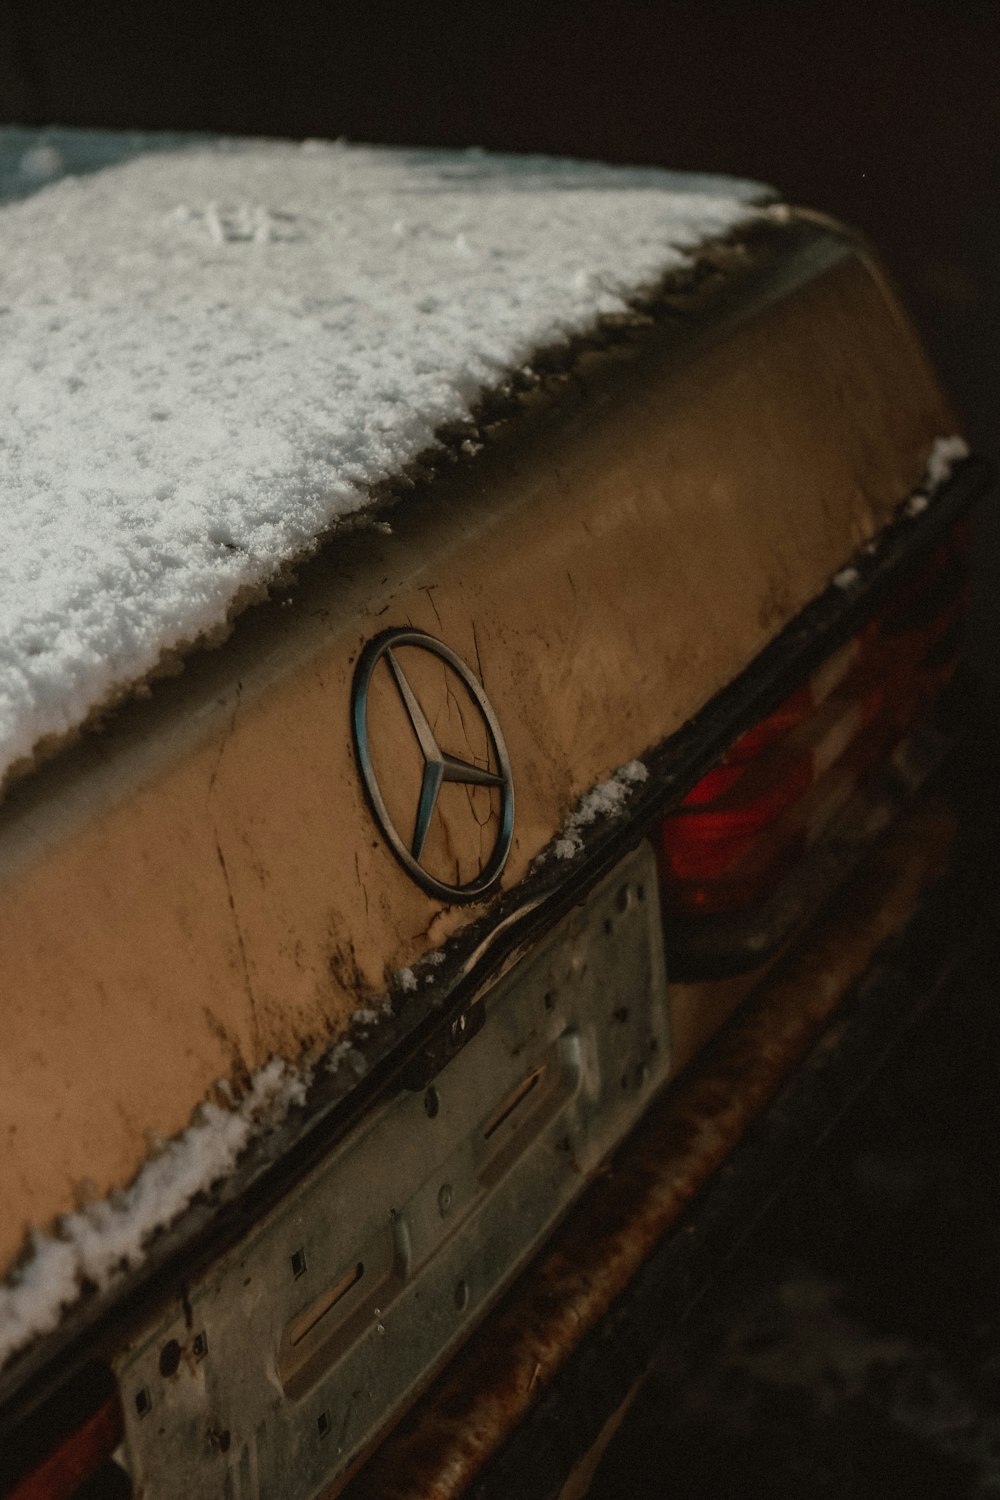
[658,525,967,921]
[6,1379,127,1500]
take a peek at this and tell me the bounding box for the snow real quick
[351,1006,381,1026]
[840,433,969,576]
[549,759,650,861]
[0,1057,309,1371]
[0,990,400,1371]
[924,434,969,490]
[17,144,66,183]
[906,435,969,517]
[0,133,768,788]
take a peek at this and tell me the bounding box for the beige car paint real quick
[0,222,955,1278]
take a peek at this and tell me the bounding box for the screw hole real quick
[317,1411,332,1439]
[603,917,613,936]
[616,885,630,912]
[291,1247,307,1279]
[454,1279,469,1312]
[543,990,555,1011]
[193,1331,208,1361]
[438,1183,453,1217]
[424,1086,440,1118]
[158,1339,181,1378]
[636,883,646,902]
[135,1387,152,1419]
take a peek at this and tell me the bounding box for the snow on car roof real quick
[0,129,769,788]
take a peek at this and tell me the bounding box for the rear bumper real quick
[349,790,964,1500]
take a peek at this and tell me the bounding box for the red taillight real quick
[7,1391,125,1500]
[659,528,966,922]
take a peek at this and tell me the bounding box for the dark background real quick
[1,5,997,1494]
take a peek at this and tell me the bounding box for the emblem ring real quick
[351,628,515,903]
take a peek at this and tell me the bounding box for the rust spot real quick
[329,938,379,1006]
[201,1006,249,1088]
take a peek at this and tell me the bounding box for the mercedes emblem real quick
[351,628,515,902]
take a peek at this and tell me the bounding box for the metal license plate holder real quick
[115,842,669,1499]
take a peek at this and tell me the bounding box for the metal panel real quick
[0,213,957,1283]
[114,842,668,1499]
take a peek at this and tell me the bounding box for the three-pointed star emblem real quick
[352,628,515,903]
[382,647,507,862]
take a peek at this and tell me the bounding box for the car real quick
[0,128,988,1500]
